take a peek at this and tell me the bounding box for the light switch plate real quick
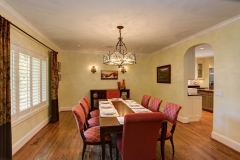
[215,90,223,97]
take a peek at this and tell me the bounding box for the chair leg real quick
[108,143,113,160]
[160,141,165,160]
[170,137,175,155]
[82,143,86,160]
[116,146,119,160]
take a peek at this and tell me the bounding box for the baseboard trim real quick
[177,116,189,123]
[12,116,51,155]
[59,106,72,112]
[212,131,240,152]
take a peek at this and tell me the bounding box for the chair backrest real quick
[149,97,162,112]
[121,112,165,160]
[83,96,91,109]
[79,99,90,117]
[72,104,86,132]
[163,102,182,133]
[141,94,151,108]
[106,90,120,99]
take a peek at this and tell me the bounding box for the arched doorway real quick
[183,43,214,124]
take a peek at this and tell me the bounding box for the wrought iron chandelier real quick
[103,26,136,68]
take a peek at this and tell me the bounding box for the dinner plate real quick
[103,111,116,115]
[100,104,112,108]
[101,101,110,104]
[111,98,119,101]
[125,100,134,104]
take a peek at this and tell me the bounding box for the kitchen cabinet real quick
[198,90,213,112]
[187,96,202,122]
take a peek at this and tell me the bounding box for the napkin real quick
[102,109,115,115]
[100,104,112,108]
[132,108,152,113]
[100,101,110,104]
[117,117,124,124]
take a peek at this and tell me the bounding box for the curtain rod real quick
[10,22,55,52]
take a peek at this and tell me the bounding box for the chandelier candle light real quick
[103,26,136,68]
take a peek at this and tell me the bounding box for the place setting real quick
[100,108,119,117]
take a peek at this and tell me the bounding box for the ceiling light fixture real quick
[103,26,136,68]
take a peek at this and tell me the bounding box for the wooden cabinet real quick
[198,90,213,112]
[90,89,130,109]
[187,96,202,122]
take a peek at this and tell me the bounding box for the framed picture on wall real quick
[157,65,171,83]
[101,70,118,80]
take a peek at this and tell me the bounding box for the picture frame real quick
[101,70,118,80]
[57,62,61,72]
[157,65,171,83]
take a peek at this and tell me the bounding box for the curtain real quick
[0,16,12,160]
[50,51,59,123]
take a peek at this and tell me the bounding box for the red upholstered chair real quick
[106,90,120,99]
[72,105,112,160]
[115,112,165,160]
[158,102,182,158]
[141,94,151,108]
[83,96,99,118]
[79,99,99,128]
[148,97,163,112]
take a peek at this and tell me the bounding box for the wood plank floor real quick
[13,111,240,160]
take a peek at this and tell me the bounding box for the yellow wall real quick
[58,52,152,108]
[151,20,240,147]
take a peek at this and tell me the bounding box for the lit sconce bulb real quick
[91,66,96,73]
[121,66,126,74]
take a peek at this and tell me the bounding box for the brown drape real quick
[0,16,12,160]
[50,51,59,123]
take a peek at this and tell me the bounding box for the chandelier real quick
[103,26,136,68]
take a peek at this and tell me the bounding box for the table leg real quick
[100,127,106,160]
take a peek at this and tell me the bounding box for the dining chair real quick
[83,96,99,118]
[158,102,182,157]
[72,104,113,160]
[148,97,163,112]
[141,94,151,108]
[106,90,120,99]
[79,99,99,128]
[115,112,165,160]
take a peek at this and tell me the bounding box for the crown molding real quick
[152,14,240,55]
[61,49,149,56]
[0,0,61,52]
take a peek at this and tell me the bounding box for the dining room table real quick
[99,98,152,160]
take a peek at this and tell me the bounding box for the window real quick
[10,44,48,122]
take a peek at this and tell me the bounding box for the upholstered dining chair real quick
[79,99,99,128]
[148,97,163,112]
[141,94,151,108]
[72,104,113,160]
[158,102,182,158]
[115,112,165,160]
[83,96,99,118]
[106,90,120,99]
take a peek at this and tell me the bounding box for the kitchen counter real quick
[198,89,214,93]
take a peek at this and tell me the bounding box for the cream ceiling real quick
[4,0,240,54]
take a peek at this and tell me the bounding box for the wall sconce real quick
[91,66,96,73]
[121,66,126,74]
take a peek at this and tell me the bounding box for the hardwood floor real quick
[13,111,240,160]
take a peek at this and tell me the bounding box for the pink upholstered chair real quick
[72,105,112,160]
[106,90,120,99]
[115,112,165,160]
[158,102,182,158]
[83,96,99,118]
[141,94,151,108]
[79,99,99,128]
[148,97,163,112]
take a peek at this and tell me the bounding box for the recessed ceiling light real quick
[200,55,202,56]
[77,44,80,47]
[200,47,204,50]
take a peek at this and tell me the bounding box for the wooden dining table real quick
[100,100,134,160]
